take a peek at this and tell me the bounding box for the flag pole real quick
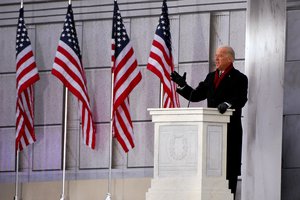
[60,0,71,198]
[60,86,68,200]
[14,149,20,200]
[160,83,163,108]
[15,1,23,198]
[105,1,117,198]
[105,71,114,200]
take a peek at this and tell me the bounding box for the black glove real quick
[217,102,229,114]
[170,71,186,87]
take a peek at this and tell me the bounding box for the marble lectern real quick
[146,108,233,200]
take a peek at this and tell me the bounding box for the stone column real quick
[243,0,286,200]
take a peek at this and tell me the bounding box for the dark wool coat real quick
[177,67,248,179]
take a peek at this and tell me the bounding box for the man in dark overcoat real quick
[170,45,248,198]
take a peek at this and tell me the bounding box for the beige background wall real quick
[0,178,151,200]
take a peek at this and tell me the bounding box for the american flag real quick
[111,0,142,152]
[147,0,180,108]
[15,7,40,151]
[52,4,96,149]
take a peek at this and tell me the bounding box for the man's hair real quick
[220,45,235,60]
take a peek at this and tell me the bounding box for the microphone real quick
[187,89,194,108]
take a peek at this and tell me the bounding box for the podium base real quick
[145,177,233,200]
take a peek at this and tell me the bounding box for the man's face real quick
[215,47,232,71]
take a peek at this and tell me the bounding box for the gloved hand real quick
[170,71,187,87]
[217,102,229,114]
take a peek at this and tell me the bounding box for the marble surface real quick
[33,126,62,170]
[85,69,111,122]
[0,74,16,127]
[82,20,112,68]
[179,13,210,62]
[35,23,65,71]
[79,124,110,169]
[244,0,286,199]
[209,11,230,70]
[283,61,300,114]
[286,10,300,61]
[282,8,300,199]
[128,122,155,168]
[146,108,233,200]
[0,128,15,172]
[34,72,63,125]
[0,27,17,73]
[282,115,300,168]
[229,11,246,60]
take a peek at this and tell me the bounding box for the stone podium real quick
[146,108,233,200]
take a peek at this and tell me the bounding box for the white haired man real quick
[171,46,248,198]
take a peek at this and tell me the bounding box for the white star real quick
[62,34,65,37]
[21,39,24,42]
[68,39,72,42]
[118,43,121,47]
[26,38,29,42]
[65,23,68,26]
[161,21,165,24]
[17,34,20,38]
[67,33,71,37]
[20,44,23,47]
[122,37,126,41]
[66,28,70,32]
[16,40,19,43]
[20,18,23,21]
[22,33,25,36]
[18,24,22,27]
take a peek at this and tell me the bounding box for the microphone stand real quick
[187,89,194,108]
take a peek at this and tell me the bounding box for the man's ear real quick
[228,56,234,63]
